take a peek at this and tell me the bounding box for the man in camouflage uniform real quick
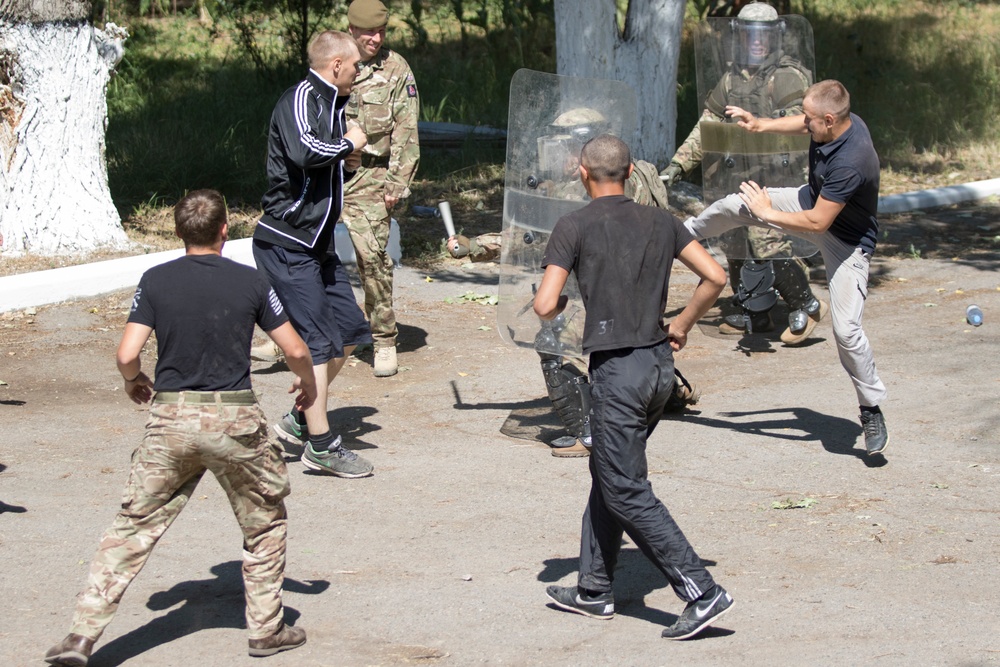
[44,191,318,666]
[342,0,420,377]
[662,1,827,344]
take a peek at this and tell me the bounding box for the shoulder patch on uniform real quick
[407,83,417,98]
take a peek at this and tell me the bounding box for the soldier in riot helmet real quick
[663,1,827,344]
[473,105,700,458]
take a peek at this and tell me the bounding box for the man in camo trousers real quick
[44,190,318,666]
[342,0,420,377]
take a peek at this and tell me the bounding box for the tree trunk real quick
[554,0,686,168]
[0,2,128,256]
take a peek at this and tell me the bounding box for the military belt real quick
[153,390,257,405]
[361,155,390,169]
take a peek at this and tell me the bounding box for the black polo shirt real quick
[807,113,880,254]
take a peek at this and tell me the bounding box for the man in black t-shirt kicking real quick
[534,135,735,640]
[44,190,317,666]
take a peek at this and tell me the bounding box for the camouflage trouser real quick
[468,233,502,263]
[343,165,397,349]
[69,392,291,641]
[746,226,795,259]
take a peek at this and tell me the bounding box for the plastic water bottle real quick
[966,304,983,327]
[410,205,441,218]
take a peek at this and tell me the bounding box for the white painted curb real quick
[2,180,997,313]
[1,221,402,313]
[877,177,1000,215]
[0,239,255,313]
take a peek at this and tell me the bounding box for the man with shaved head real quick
[534,134,735,640]
[252,30,377,479]
[684,79,890,457]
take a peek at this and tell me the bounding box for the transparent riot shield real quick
[496,69,637,357]
[694,13,818,259]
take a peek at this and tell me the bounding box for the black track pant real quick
[577,339,715,602]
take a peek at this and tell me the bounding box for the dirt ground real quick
[1,205,999,667]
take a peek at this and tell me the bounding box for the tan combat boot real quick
[373,346,398,377]
[780,299,829,346]
[44,633,94,666]
[250,340,284,363]
[248,624,306,657]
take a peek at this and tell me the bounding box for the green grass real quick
[802,1,1000,158]
[106,19,288,215]
[104,1,1000,248]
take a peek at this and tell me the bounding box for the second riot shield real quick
[496,69,638,358]
[695,12,818,260]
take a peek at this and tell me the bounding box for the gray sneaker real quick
[303,437,374,478]
[860,410,889,456]
[273,412,308,446]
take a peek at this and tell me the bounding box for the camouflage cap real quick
[552,108,607,128]
[737,1,778,21]
[348,0,389,29]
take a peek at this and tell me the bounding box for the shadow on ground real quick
[673,407,887,468]
[89,561,327,666]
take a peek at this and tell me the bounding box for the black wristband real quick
[123,372,140,382]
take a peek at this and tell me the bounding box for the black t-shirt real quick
[541,195,695,354]
[807,113,881,254]
[128,254,288,391]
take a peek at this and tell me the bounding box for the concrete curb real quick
[0,222,402,313]
[877,177,1000,215]
[2,182,998,313]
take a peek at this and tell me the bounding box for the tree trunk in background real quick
[0,0,128,255]
[554,0,686,168]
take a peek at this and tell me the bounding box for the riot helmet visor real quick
[740,22,775,66]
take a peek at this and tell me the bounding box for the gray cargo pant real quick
[578,340,716,602]
[686,187,888,407]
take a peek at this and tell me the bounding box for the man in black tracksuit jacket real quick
[252,30,376,479]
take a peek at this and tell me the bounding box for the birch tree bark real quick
[0,0,128,255]
[554,0,686,167]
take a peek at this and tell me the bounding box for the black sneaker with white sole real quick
[545,585,615,620]
[660,585,734,640]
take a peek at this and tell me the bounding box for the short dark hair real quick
[580,134,631,183]
[806,80,851,121]
[174,189,227,247]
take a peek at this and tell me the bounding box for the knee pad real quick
[540,358,592,440]
[771,258,814,310]
[734,260,777,313]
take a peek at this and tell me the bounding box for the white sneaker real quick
[373,346,397,377]
[250,340,283,363]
